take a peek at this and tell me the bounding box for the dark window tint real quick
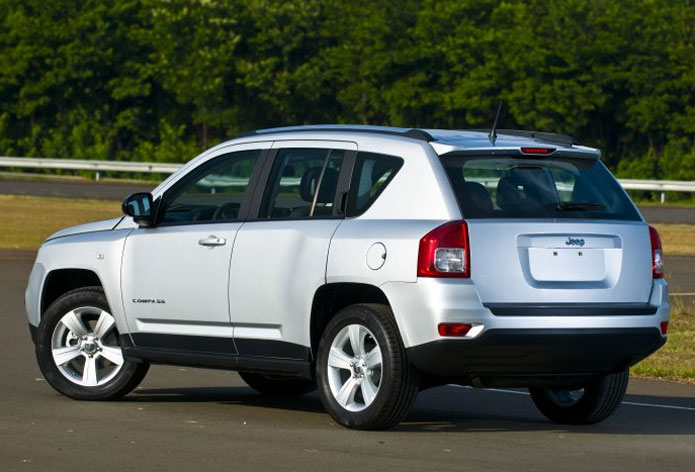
[261,148,344,219]
[161,150,261,224]
[444,156,640,221]
[347,152,403,216]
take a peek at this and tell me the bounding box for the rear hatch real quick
[442,153,653,307]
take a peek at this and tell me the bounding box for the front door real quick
[121,144,267,353]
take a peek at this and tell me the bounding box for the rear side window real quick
[260,148,345,219]
[347,152,403,216]
[443,156,640,221]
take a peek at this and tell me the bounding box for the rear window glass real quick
[443,156,640,221]
[347,152,403,216]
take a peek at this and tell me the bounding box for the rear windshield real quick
[443,156,641,221]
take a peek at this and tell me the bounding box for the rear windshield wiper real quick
[554,202,606,211]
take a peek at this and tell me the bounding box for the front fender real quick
[27,229,132,336]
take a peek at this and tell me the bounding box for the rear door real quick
[443,155,653,306]
[227,140,356,358]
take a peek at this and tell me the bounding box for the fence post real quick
[660,191,665,204]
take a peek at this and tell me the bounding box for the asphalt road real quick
[1,177,695,224]
[639,205,695,225]
[1,253,694,472]
[0,177,156,201]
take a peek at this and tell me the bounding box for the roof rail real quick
[233,126,435,142]
[402,129,435,141]
[234,130,258,139]
[468,129,579,147]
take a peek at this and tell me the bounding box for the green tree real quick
[0,0,693,182]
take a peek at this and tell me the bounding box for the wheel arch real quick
[310,283,403,357]
[41,268,104,316]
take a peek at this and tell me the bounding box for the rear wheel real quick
[239,372,315,396]
[316,304,419,430]
[529,369,629,424]
[35,287,149,400]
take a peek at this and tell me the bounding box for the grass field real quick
[0,193,693,380]
[0,194,121,250]
[652,224,695,256]
[632,304,695,381]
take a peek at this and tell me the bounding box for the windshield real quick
[443,156,641,221]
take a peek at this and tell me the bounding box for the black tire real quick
[316,303,419,430]
[35,287,149,400]
[239,372,316,396]
[529,369,629,425]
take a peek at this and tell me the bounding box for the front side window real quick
[261,148,344,219]
[444,156,640,220]
[160,150,261,224]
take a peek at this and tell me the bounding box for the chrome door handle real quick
[198,235,227,247]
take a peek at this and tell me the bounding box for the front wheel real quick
[529,369,629,424]
[316,304,419,430]
[35,287,149,400]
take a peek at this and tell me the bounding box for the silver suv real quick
[25,125,669,429]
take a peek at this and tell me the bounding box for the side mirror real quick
[122,192,155,227]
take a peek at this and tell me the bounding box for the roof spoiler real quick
[469,129,579,147]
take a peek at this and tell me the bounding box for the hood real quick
[46,217,124,241]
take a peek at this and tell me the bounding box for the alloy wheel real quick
[326,324,383,412]
[51,307,124,387]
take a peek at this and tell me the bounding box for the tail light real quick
[660,321,669,335]
[649,226,664,279]
[417,221,470,278]
[438,323,473,337]
[520,147,555,155]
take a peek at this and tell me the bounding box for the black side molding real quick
[123,347,312,379]
[131,333,238,355]
[234,338,311,361]
[484,303,658,316]
[129,333,312,361]
[123,334,313,379]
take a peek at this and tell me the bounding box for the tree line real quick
[1,0,694,182]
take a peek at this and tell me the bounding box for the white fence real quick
[0,156,181,178]
[1,156,694,202]
[620,179,695,203]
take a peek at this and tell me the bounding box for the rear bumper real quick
[382,278,670,349]
[407,327,665,377]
